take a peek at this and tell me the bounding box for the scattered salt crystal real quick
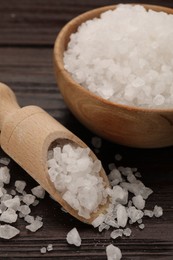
[47,244,53,251]
[66,227,81,247]
[116,204,128,227]
[32,199,39,206]
[15,180,26,193]
[0,208,18,223]
[91,137,102,149]
[127,206,144,223]
[1,194,12,202]
[153,205,163,218]
[108,169,123,185]
[22,194,35,205]
[137,219,143,224]
[26,219,43,232]
[0,224,20,239]
[3,197,20,211]
[123,228,132,237]
[0,167,10,184]
[115,154,122,161]
[132,195,145,210]
[92,213,105,228]
[111,186,128,205]
[40,247,47,254]
[10,190,16,196]
[24,215,35,224]
[19,205,31,215]
[134,172,142,178]
[139,223,145,229]
[98,223,110,232]
[31,185,45,199]
[0,158,10,166]
[144,209,154,218]
[110,229,123,239]
[106,244,122,260]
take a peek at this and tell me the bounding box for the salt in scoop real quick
[0,83,110,224]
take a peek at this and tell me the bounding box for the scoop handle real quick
[0,83,20,131]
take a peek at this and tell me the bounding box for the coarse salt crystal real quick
[0,158,10,166]
[31,185,45,199]
[0,208,18,223]
[106,244,122,260]
[15,180,26,193]
[132,195,145,210]
[66,227,81,247]
[116,204,128,228]
[0,167,10,184]
[153,205,163,218]
[26,219,43,232]
[47,244,53,251]
[110,229,123,239]
[3,196,20,211]
[19,205,31,216]
[22,194,35,205]
[40,247,47,254]
[0,224,20,239]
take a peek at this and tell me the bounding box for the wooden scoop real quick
[0,82,110,224]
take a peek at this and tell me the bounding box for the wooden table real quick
[0,0,173,259]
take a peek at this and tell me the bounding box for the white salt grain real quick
[132,195,145,210]
[153,205,163,218]
[127,206,144,224]
[106,244,122,260]
[0,158,10,166]
[0,167,10,184]
[31,185,45,199]
[22,194,35,205]
[24,215,35,224]
[3,197,20,211]
[40,247,47,254]
[110,229,123,239]
[123,228,132,237]
[66,227,81,247]
[26,219,43,232]
[15,180,26,193]
[144,209,154,218]
[91,136,102,149]
[139,223,145,229]
[92,213,105,228]
[64,4,173,108]
[0,224,20,239]
[47,244,53,251]
[0,208,18,223]
[19,205,31,216]
[116,204,128,228]
[115,154,122,161]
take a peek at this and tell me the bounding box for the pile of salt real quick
[64,4,173,108]
[47,142,107,219]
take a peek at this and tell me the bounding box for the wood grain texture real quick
[0,0,173,259]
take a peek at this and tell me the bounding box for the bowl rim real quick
[54,3,173,114]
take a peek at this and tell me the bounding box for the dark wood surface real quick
[0,0,173,259]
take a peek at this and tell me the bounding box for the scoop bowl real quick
[54,4,173,148]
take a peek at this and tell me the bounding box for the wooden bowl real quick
[54,4,173,148]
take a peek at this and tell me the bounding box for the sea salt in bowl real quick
[54,4,173,148]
